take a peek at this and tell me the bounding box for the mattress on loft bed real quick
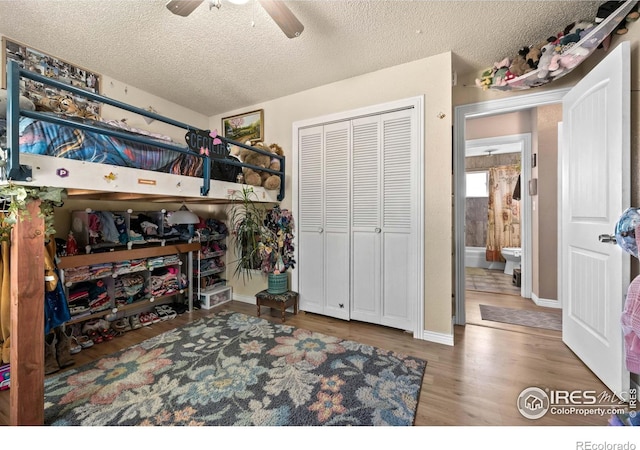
[1,116,241,181]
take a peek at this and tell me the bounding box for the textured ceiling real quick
[0,0,602,116]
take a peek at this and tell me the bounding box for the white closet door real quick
[350,109,416,331]
[380,109,415,330]
[323,121,351,320]
[298,126,324,314]
[350,116,381,323]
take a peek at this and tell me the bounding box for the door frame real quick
[453,88,569,325]
[292,95,425,338]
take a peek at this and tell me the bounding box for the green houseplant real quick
[227,186,270,282]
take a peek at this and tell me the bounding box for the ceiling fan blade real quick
[166,0,204,17]
[258,0,304,38]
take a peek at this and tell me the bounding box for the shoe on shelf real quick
[69,336,82,355]
[148,311,161,324]
[139,312,152,326]
[129,314,142,329]
[162,305,177,320]
[154,306,169,321]
[112,319,129,333]
[76,335,94,348]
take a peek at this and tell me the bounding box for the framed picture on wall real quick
[222,109,264,144]
[2,37,102,117]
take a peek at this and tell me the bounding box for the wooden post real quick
[9,199,44,425]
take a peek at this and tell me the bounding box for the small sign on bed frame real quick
[185,129,229,160]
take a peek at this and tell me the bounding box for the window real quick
[466,171,488,197]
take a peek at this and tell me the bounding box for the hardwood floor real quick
[0,298,625,426]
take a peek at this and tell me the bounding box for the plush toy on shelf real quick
[261,143,284,191]
[596,1,639,35]
[238,141,283,190]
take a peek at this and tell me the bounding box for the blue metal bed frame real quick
[4,60,285,201]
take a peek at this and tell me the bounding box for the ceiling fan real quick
[166,0,304,38]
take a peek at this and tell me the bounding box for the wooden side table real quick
[255,290,299,323]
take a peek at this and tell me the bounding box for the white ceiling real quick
[0,0,602,116]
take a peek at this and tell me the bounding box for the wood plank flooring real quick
[0,297,624,426]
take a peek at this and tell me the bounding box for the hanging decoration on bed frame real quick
[185,128,227,160]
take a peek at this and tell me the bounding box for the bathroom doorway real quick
[464,133,531,299]
[453,88,568,326]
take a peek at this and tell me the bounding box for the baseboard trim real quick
[420,329,454,346]
[232,293,255,304]
[531,293,560,309]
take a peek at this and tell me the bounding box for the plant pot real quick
[268,273,288,294]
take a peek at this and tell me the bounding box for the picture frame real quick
[222,109,264,144]
[2,37,102,116]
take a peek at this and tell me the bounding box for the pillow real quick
[0,89,36,119]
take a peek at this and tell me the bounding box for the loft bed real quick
[2,60,285,203]
[1,61,286,425]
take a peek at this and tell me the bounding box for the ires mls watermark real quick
[516,386,637,420]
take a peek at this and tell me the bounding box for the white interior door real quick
[350,116,381,323]
[323,121,351,320]
[560,41,630,400]
[298,126,325,315]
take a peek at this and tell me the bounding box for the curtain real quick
[486,165,521,262]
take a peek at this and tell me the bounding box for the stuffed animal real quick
[491,57,511,86]
[508,47,531,77]
[55,95,100,120]
[261,143,284,191]
[475,67,495,90]
[0,89,35,118]
[525,41,548,70]
[537,42,558,79]
[239,141,272,187]
[596,1,639,35]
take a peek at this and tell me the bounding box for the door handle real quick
[318,227,323,234]
[375,228,381,233]
[598,234,617,244]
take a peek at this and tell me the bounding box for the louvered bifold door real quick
[322,121,351,320]
[380,109,415,331]
[350,115,382,323]
[298,126,325,315]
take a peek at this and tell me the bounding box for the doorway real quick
[453,88,569,326]
[464,132,531,299]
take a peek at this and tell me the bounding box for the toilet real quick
[501,247,521,275]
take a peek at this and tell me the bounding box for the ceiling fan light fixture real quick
[227,0,251,4]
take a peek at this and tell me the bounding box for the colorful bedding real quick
[2,117,203,176]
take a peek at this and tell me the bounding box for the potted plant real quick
[227,186,270,281]
[259,205,295,293]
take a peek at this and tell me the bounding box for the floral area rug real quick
[44,311,426,426]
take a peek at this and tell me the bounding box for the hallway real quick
[465,267,561,339]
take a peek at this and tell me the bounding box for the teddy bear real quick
[239,141,272,187]
[237,141,284,190]
[261,143,284,191]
